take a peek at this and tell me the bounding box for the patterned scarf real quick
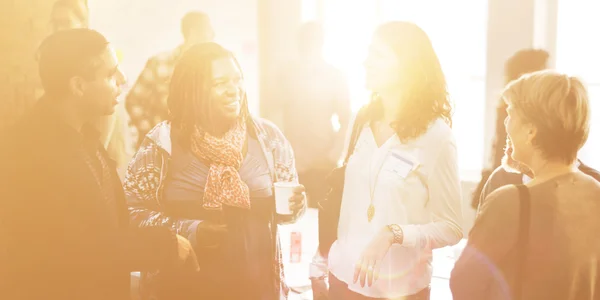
[190,120,251,210]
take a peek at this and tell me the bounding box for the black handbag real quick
[318,109,367,257]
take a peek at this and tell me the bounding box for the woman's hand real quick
[353,226,394,287]
[176,234,199,271]
[289,184,306,215]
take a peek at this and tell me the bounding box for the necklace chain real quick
[367,123,389,223]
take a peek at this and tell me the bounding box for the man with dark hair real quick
[0,29,196,300]
[49,0,132,177]
[126,11,214,146]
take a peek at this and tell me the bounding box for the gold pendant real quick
[367,204,375,222]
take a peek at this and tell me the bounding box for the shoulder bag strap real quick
[514,184,531,300]
[343,108,368,165]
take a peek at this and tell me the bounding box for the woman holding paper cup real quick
[124,42,306,300]
[309,22,463,300]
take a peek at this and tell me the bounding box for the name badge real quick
[385,151,418,179]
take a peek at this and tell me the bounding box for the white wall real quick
[482,0,535,172]
[257,0,302,121]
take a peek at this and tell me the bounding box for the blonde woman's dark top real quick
[451,172,600,300]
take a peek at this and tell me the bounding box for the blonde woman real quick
[451,71,600,300]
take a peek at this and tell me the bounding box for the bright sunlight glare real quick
[309,0,488,174]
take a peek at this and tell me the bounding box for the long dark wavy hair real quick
[167,42,252,148]
[367,22,452,143]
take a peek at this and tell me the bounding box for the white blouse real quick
[313,118,463,298]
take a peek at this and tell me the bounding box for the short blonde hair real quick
[502,70,590,163]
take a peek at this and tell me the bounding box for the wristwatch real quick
[387,224,404,245]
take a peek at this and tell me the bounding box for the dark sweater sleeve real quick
[471,169,492,209]
[450,186,520,299]
[479,167,506,212]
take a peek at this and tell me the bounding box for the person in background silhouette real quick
[50,0,89,31]
[272,22,351,209]
[471,49,549,209]
[125,11,215,147]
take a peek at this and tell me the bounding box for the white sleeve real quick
[400,137,464,249]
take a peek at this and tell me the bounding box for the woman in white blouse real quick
[310,21,464,300]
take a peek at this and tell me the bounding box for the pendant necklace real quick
[367,203,376,222]
[367,131,385,223]
[367,156,382,222]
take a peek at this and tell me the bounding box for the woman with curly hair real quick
[310,22,463,300]
[124,42,306,300]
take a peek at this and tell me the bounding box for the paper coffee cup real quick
[274,181,298,215]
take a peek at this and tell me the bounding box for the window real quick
[301,0,319,22]
[556,0,600,170]
[319,0,488,176]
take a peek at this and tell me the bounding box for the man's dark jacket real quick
[0,101,178,300]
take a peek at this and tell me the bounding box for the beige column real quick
[483,0,536,168]
[257,0,302,125]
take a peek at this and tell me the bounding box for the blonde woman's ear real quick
[526,126,537,145]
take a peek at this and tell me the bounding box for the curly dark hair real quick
[368,21,453,143]
[167,42,251,148]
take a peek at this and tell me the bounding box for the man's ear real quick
[526,124,537,145]
[68,76,86,97]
